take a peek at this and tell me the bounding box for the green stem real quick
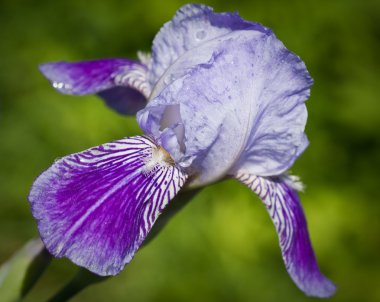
[46,269,108,302]
[143,188,201,245]
[21,247,52,298]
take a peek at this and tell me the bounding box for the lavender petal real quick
[236,173,336,298]
[29,136,187,276]
[150,4,269,86]
[39,59,150,115]
[140,29,311,186]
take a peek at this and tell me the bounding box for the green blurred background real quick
[1,0,379,301]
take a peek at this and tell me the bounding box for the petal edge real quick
[235,173,336,298]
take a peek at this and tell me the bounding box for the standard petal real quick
[140,29,311,186]
[39,59,150,115]
[235,173,336,298]
[229,37,312,177]
[29,136,187,276]
[150,4,269,86]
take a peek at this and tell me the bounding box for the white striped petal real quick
[29,135,187,276]
[235,173,336,298]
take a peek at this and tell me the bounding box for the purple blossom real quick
[29,4,335,298]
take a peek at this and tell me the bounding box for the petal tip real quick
[301,276,336,298]
[38,63,54,81]
[38,62,75,94]
[38,62,62,78]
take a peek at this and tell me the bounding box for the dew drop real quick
[195,30,206,40]
[53,82,64,89]
[53,82,72,92]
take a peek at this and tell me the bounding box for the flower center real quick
[142,145,175,176]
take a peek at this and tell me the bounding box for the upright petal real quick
[235,173,336,298]
[229,38,312,177]
[29,136,187,276]
[150,4,269,86]
[140,29,311,186]
[39,59,150,115]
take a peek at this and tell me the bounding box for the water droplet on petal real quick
[53,82,64,89]
[52,82,72,92]
[195,30,206,40]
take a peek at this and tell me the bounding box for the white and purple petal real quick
[139,28,311,186]
[29,136,187,276]
[39,59,150,115]
[235,173,336,298]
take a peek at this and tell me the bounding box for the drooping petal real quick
[150,4,269,86]
[98,87,146,115]
[28,136,187,276]
[235,173,336,298]
[39,59,150,115]
[139,29,311,186]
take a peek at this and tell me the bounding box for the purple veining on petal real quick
[39,59,150,115]
[236,173,336,298]
[29,136,187,276]
[140,28,311,186]
[150,4,270,86]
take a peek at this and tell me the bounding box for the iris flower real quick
[29,4,335,298]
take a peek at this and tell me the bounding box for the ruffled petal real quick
[235,173,336,298]
[39,59,150,115]
[28,136,187,276]
[150,4,269,86]
[230,38,312,176]
[140,29,311,186]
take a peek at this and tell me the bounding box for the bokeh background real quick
[1,0,379,301]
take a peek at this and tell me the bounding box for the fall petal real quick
[235,173,336,298]
[29,136,187,276]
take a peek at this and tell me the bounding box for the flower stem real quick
[143,188,201,245]
[47,269,108,302]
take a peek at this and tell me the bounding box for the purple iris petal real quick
[29,136,187,276]
[99,87,146,115]
[150,4,269,86]
[140,29,311,186]
[236,173,336,298]
[39,59,149,115]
